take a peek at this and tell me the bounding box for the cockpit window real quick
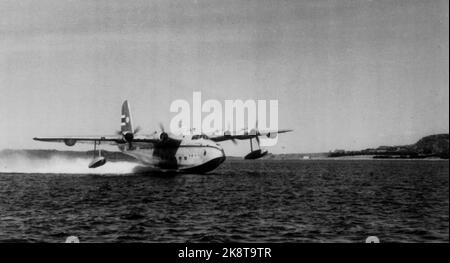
[192,134,209,140]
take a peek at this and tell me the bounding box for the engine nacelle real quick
[64,139,77,146]
[123,132,134,142]
[266,132,277,139]
[160,132,169,141]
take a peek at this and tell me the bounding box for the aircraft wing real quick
[209,129,293,142]
[33,134,182,147]
[33,136,122,145]
[33,135,167,146]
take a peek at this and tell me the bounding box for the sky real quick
[0,0,448,155]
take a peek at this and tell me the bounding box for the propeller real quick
[115,126,141,150]
[245,120,263,150]
[158,123,169,141]
[224,123,237,145]
[250,120,261,145]
[116,126,141,136]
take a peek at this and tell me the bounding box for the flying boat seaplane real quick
[33,101,292,173]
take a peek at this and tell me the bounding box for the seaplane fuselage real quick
[120,135,226,173]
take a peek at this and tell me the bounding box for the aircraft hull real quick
[121,144,226,173]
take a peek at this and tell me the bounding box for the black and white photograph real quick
[0,0,448,251]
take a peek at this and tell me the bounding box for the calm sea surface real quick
[0,160,448,242]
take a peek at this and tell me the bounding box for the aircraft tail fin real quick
[121,100,133,134]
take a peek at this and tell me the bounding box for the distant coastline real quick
[260,133,449,160]
[326,134,449,160]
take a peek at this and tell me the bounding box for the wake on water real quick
[0,153,140,174]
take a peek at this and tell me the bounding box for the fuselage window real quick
[184,156,187,160]
[204,150,206,156]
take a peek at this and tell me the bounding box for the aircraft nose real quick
[218,149,226,164]
[215,146,226,164]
